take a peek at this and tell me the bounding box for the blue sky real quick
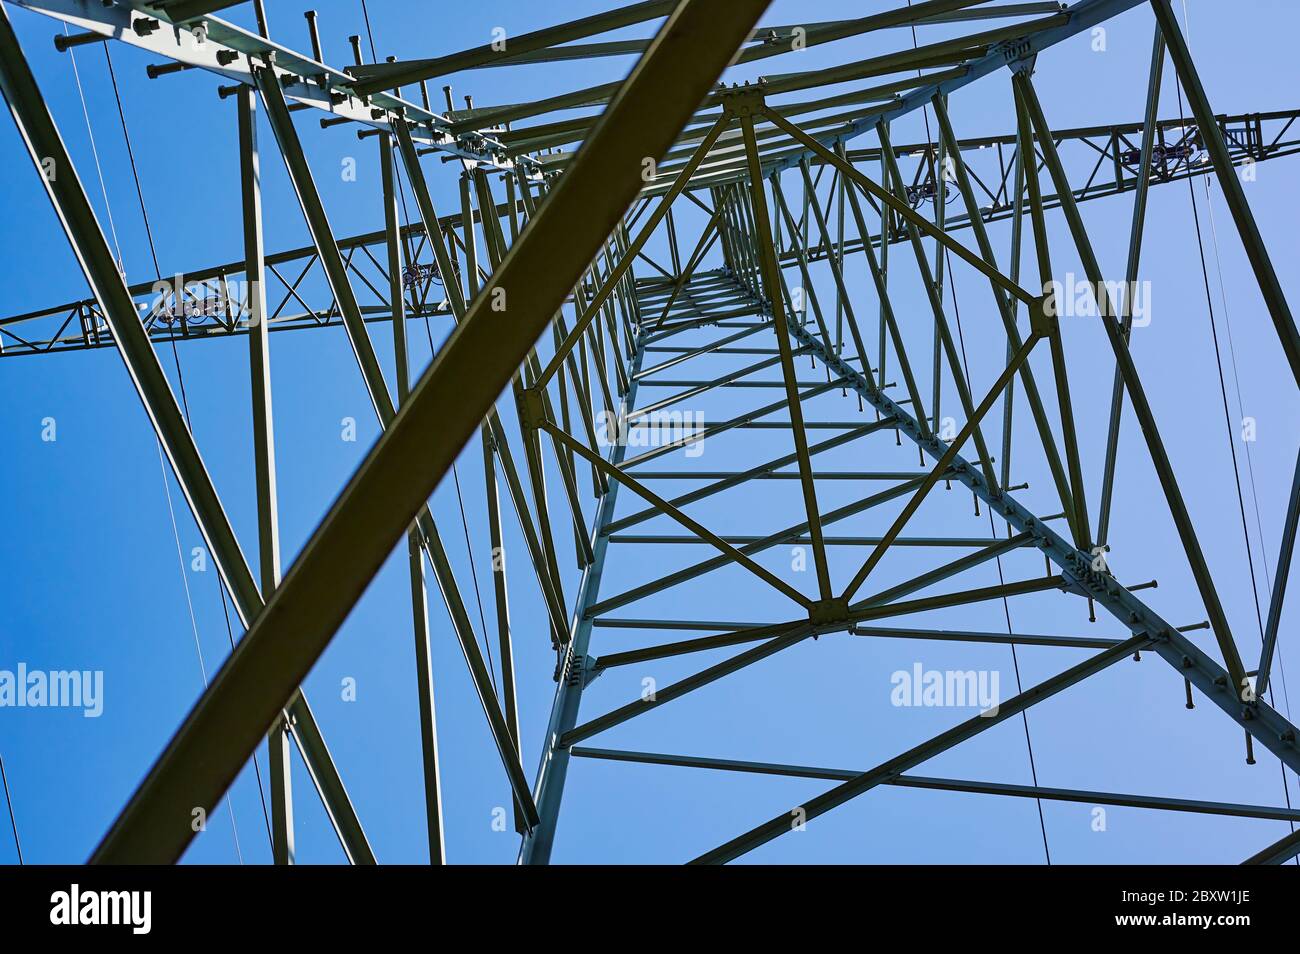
[1,0,1299,865]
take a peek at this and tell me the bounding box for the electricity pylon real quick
[1,0,1298,865]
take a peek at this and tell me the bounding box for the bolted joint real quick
[1062,561,1107,596]
[1029,292,1057,339]
[808,597,850,628]
[560,652,600,689]
[516,386,547,432]
[1004,46,1038,75]
[717,81,768,119]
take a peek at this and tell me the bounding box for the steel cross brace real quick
[691,632,1153,863]
[762,0,1150,177]
[0,0,377,865]
[69,0,774,865]
[254,68,542,833]
[519,336,648,866]
[786,318,1300,780]
[571,746,1300,823]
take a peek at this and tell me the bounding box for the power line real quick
[100,41,268,862]
[904,0,1051,863]
[0,753,22,864]
[1178,0,1296,858]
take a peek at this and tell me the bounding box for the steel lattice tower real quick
[1,0,1299,865]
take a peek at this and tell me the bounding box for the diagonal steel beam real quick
[876,120,1002,489]
[535,112,735,390]
[987,90,1094,553]
[1150,0,1300,389]
[841,328,1044,602]
[610,420,893,534]
[762,0,1149,176]
[1015,69,1248,692]
[593,554,1047,670]
[785,263,1300,800]
[586,470,924,619]
[87,0,772,866]
[519,344,647,865]
[1242,827,1300,866]
[1258,448,1300,699]
[574,577,1064,738]
[1096,26,1165,548]
[0,3,377,866]
[573,746,1300,823]
[393,118,573,644]
[257,67,540,830]
[691,633,1150,863]
[543,420,812,609]
[737,108,835,601]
